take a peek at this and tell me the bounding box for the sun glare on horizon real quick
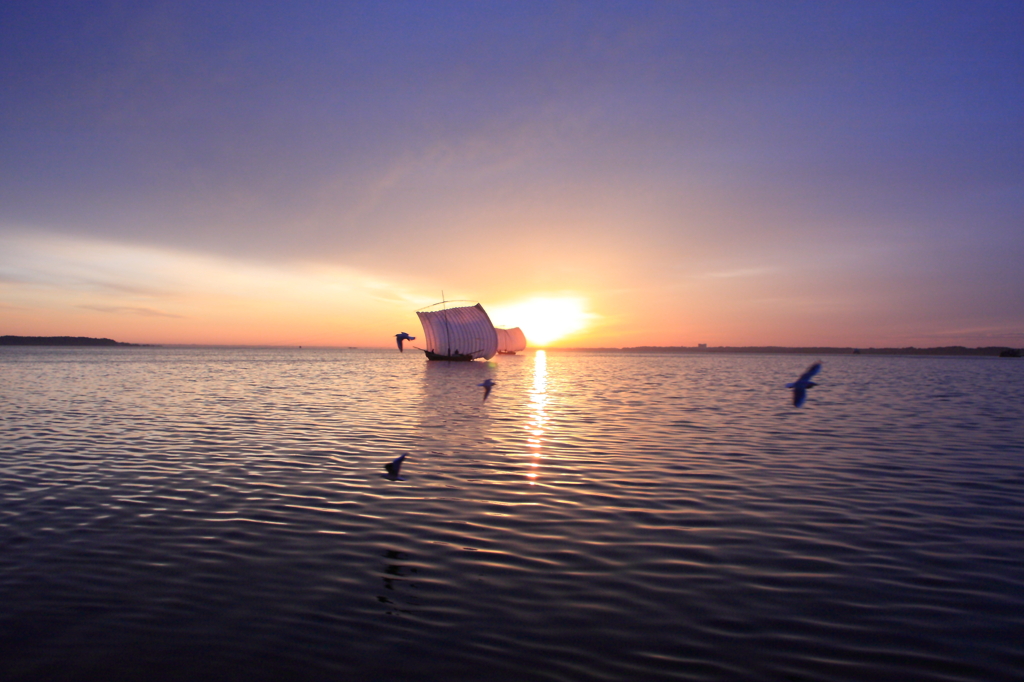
[489,297,594,346]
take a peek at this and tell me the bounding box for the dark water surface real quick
[2,347,1022,681]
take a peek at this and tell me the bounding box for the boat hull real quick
[424,350,476,362]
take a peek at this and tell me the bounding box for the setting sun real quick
[489,297,595,346]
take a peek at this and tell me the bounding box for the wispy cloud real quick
[78,305,184,318]
[701,266,780,279]
[0,230,435,344]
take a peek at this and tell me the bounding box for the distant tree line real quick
[0,336,143,346]
[549,345,1021,356]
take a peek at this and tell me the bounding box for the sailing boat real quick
[495,327,527,355]
[416,300,498,361]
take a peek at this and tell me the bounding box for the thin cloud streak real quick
[78,305,184,319]
[0,232,429,345]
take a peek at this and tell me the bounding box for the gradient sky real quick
[2,1,1022,348]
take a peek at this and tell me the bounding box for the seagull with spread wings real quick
[478,378,495,401]
[395,332,415,352]
[786,362,822,408]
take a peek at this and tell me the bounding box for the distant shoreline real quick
[0,336,153,347]
[548,345,1022,357]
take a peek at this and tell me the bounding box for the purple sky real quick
[2,1,1022,347]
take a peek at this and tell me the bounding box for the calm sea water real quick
[1,347,1022,681]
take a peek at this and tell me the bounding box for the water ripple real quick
[1,347,1022,680]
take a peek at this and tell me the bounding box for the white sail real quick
[416,302,498,360]
[495,327,527,353]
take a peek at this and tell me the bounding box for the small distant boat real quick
[416,301,498,361]
[496,327,527,355]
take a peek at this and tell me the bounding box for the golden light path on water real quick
[526,350,548,484]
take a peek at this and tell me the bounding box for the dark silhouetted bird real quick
[395,332,415,352]
[384,454,407,480]
[478,379,495,401]
[786,362,822,407]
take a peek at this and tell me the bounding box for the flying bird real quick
[384,453,407,480]
[478,378,495,401]
[786,362,822,407]
[395,332,415,352]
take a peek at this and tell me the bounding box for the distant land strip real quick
[1,336,150,347]
[552,346,1022,357]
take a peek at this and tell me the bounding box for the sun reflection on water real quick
[526,350,548,484]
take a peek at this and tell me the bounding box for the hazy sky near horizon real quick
[2,1,1022,347]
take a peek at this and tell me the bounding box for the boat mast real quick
[442,291,451,357]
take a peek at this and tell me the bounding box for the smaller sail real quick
[495,327,527,353]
